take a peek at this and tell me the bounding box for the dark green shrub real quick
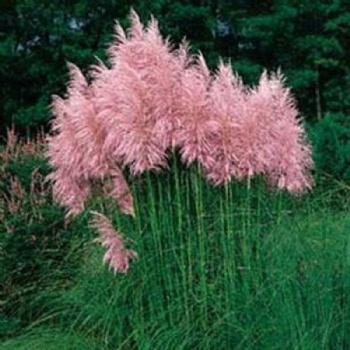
[311,112,350,181]
[0,130,89,341]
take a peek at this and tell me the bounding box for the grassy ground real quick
[1,160,350,349]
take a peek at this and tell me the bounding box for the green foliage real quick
[0,329,101,350]
[311,113,350,181]
[0,133,90,341]
[219,0,350,119]
[1,161,350,349]
[2,0,350,190]
[1,0,124,137]
[0,0,218,138]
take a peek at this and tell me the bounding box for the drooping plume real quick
[103,167,135,217]
[90,211,137,273]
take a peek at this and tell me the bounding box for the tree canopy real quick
[1,0,350,138]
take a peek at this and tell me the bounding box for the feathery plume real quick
[90,211,138,273]
[249,71,313,193]
[94,12,183,174]
[173,53,218,167]
[103,167,135,217]
[47,63,130,216]
[201,61,248,184]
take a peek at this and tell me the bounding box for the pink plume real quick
[201,61,248,184]
[249,71,313,193]
[90,211,138,273]
[95,14,183,174]
[173,53,218,167]
[103,167,135,217]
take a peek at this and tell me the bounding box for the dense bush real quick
[0,129,89,341]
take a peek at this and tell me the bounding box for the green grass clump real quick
[0,133,91,343]
[3,156,349,350]
[0,328,101,350]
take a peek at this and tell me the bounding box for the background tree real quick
[0,0,217,138]
[1,0,350,182]
[217,0,350,120]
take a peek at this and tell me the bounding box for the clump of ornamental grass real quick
[0,127,48,227]
[0,128,87,336]
[46,10,313,273]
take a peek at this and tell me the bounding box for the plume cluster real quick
[47,10,313,272]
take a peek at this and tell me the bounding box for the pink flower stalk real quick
[47,63,134,217]
[94,61,169,174]
[93,10,183,175]
[90,211,137,273]
[248,71,313,193]
[49,63,110,179]
[173,53,219,167]
[201,61,250,184]
[48,169,90,217]
[209,67,273,183]
[103,167,135,217]
[47,69,98,216]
